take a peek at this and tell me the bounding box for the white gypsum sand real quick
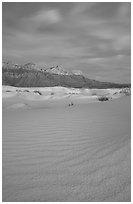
[2,86,130,110]
[2,91,131,202]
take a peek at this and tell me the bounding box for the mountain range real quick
[2,61,131,89]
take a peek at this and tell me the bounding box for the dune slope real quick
[2,97,131,202]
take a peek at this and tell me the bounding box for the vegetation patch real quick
[98,96,109,101]
[91,92,97,96]
[120,89,131,96]
[16,89,22,92]
[34,90,42,95]
[5,90,11,92]
[24,89,30,92]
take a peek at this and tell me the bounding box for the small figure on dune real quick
[68,102,74,106]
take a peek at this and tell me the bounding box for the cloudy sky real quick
[2,2,131,83]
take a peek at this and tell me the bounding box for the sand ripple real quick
[2,97,131,201]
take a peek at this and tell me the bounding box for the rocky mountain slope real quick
[2,61,131,88]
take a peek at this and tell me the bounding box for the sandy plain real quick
[2,86,131,202]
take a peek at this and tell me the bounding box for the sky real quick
[2,2,131,83]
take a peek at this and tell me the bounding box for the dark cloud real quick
[84,2,130,20]
[2,2,131,83]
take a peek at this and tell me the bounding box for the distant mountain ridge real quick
[2,61,73,75]
[2,61,131,88]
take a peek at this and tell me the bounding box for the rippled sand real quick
[2,96,131,202]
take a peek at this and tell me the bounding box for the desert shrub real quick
[34,90,42,95]
[91,92,97,96]
[124,92,131,96]
[24,89,29,92]
[16,89,22,92]
[6,90,11,92]
[120,89,131,96]
[98,96,109,101]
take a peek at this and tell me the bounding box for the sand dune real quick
[2,86,130,110]
[6,103,29,109]
[2,95,131,202]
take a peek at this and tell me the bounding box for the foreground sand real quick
[2,91,131,201]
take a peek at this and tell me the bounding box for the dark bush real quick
[5,90,11,92]
[91,92,97,96]
[34,90,42,95]
[98,96,109,101]
[24,89,29,92]
[16,89,22,92]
